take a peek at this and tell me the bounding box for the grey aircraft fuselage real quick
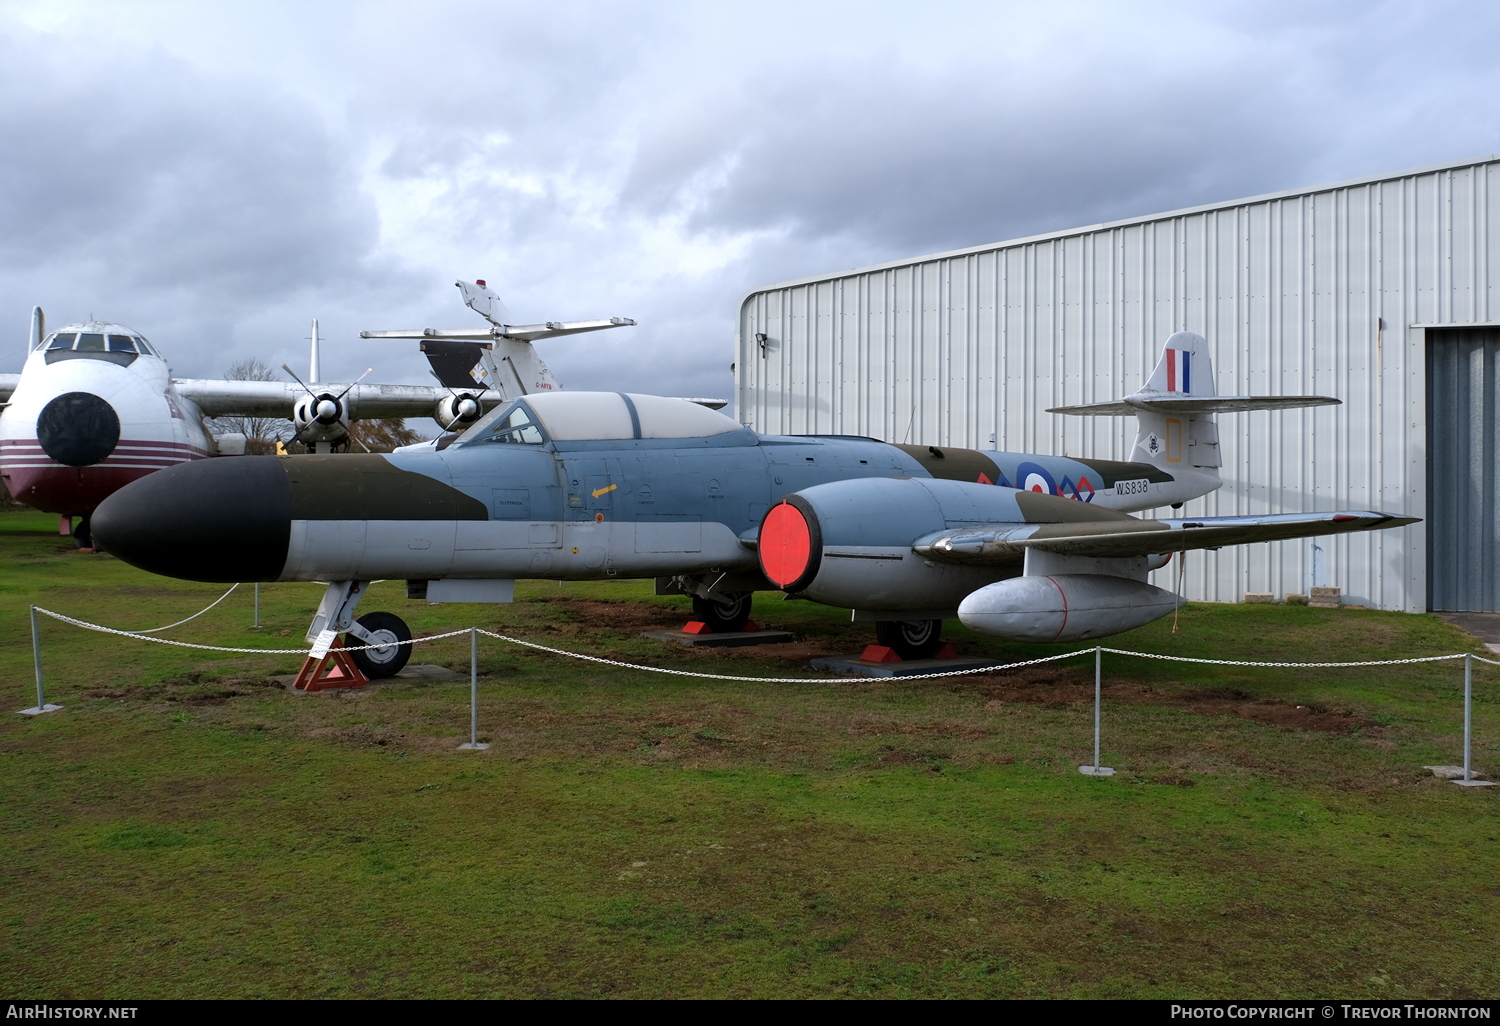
[92,395,1180,601]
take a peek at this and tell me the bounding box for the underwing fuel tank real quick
[956,574,1180,642]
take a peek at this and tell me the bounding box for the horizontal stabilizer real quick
[682,397,728,410]
[1049,395,1340,416]
[916,510,1417,565]
[361,318,636,343]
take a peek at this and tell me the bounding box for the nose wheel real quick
[345,611,412,678]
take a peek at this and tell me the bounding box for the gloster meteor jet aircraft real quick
[93,332,1416,676]
[0,282,636,547]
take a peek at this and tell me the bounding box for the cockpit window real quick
[46,333,76,350]
[484,405,545,445]
[76,333,106,352]
[107,334,138,353]
[136,337,157,356]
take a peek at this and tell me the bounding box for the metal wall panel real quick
[737,157,1500,612]
[1427,329,1500,610]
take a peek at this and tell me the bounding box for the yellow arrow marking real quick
[591,483,618,498]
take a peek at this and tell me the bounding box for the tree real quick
[208,358,288,455]
[347,418,427,453]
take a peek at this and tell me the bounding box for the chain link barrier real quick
[29,604,1500,681]
[32,606,473,654]
[127,583,241,634]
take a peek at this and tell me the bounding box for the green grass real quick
[1,505,1497,998]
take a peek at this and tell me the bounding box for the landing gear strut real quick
[875,619,944,661]
[299,581,414,685]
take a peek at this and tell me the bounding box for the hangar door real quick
[1428,328,1500,611]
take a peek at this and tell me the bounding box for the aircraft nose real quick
[92,456,292,582]
[37,391,120,466]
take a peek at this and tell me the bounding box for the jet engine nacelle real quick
[758,477,1034,613]
[293,392,351,446]
[957,574,1180,642]
[433,392,484,431]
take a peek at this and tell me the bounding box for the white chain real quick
[1099,646,1484,669]
[129,584,240,634]
[474,628,1084,682]
[31,606,471,654]
[30,605,1500,681]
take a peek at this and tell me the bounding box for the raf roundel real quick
[759,500,820,591]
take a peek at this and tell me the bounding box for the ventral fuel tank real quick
[957,574,1180,643]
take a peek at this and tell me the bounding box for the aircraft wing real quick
[0,372,19,405]
[361,318,636,344]
[174,379,490,419]
[915,510,1417,564]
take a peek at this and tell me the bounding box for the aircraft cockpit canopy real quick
[461,391,743,446]
[39,323,159,358]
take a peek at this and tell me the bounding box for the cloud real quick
[1,0,1498,406]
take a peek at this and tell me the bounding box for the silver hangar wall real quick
[736,156,1500,613]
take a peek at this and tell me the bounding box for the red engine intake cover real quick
[759,498,821,592]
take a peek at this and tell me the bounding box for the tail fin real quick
[456,279,513,327]
[1047,331,1340,478]
[1129,332,1221,473]
[29,307,44,351]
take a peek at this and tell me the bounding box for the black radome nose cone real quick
[93,456,292,582]
[38,391,120,466]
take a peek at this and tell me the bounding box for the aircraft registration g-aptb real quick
[92,329,1416,676]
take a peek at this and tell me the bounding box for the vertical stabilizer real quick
[309,319,321,384]
[490,339,560,396]
[29,307,44,351]
[456,280,513,327]
[1129,332,1222,475]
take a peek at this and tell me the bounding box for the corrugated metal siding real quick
[738,158,1500,612]
[1428,329,1500,611]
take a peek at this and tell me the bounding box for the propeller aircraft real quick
[0,283,636,547]
[91,329,1416,678]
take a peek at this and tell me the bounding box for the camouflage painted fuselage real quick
[92,422,1189,589]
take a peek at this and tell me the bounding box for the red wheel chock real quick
[682,621,713,635]
[291,637,370,692]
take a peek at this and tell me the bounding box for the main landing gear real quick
[874,618,944,661]
[690,591,754,634]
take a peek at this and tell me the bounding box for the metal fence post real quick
[20,606,62,716]
[1453,652,1494,787]
[253,583,260,628]
[459,627,489,750]
[1079,647,1113,776]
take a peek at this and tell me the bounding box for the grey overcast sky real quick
[1,0,1496,409]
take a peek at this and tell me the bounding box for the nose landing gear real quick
[294,581,414,690]
[345,611,412,679]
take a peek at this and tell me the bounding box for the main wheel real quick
[73,514,93,550]
[875,619,943,661]
[346,611,412,679]
[691,591,753,633]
